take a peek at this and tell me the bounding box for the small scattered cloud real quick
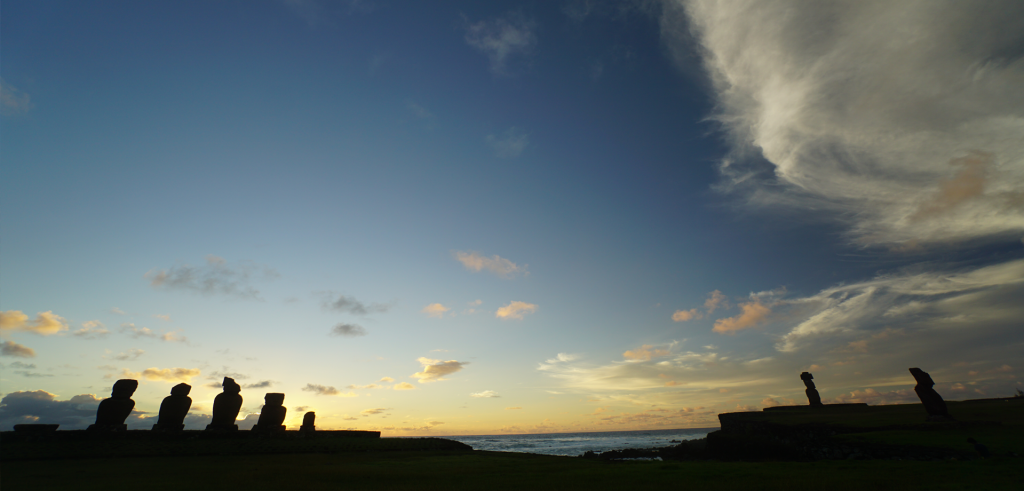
[0,310,68,336]
[712,299,770,334]
[72,320,109,339]
[361,407,388,416]
[112,348,144,361]
[347,384,380,390]
[393,382,416,390]
[140,367,201,383]
[302,384,357,397]
[421,303,450,319]
[411,357,468,383]
[110,308,126,315]
[704,290,728,314]
[153,314,171,322]
[672,309,702,322]
[120,323,188,343]
[407,101,432,119]
[545,353,578,364]
[486,127,529,158]
[379,377,395,383]
[452,251,527,278]
[0,78,33,115]
[320,293,390,315]
[1,340,35,358]
[464,13,537,75]
[145,255,278,300]
[243,380,274,389]
[622,344,673,362]
[495,301,538,320]
[330,323,367,337]
[470,390,500,398]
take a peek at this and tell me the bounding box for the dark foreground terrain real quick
[3,399,1022,490]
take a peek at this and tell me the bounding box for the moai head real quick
[303,411,316,426]
[800,372,814,382]
[111,379,139,399]
[170,383,192,397]
[264,393,285,406]
[222,377,241,394]
[909,368,934,387]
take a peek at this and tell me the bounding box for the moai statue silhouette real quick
[153,383,192,431]
[253,393,287,432]
[909,368,952,421]
[206,377,243,431]
[89,379,138,431]
[300,411,316,432]
[801,372,823,407]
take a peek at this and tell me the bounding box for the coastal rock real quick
[909,368,952,421]
[207,377,243,431]
[88,379,138,431]
[253,393,286,432]
[801,372,823,407]
[153,383,192,431]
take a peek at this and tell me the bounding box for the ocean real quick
[439,427,718,457]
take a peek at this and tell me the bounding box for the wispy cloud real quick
[361,407,388,416]
[0,340,35,358]
[393,382,416,390]
[330,323,367,337]
[109,308,126,315]
[411,357,468,383]
[464,13,537,75]
[72,321,109,339]
[0,78,33,115]
[0,311,68,336]
[622,343,675,362]
[421,303,450,319]
[495,301,538,320]
[119,323,188,343]
[145,255,278,300]
[139,367,201,383]
[452,251,527,278]
[301,383,357,397]
[111,348,144,361]
[486,127,529,158]
[320,293,390,315]
[671,309,701,322]
[666,1,1024,247]
[470,390,500,398]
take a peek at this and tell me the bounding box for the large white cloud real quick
[664,0,1024,247]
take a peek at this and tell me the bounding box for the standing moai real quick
[253,393,287,432]
[88,379,138,431]
[909,368,952,421]
[801,372,823,407]
[206,377,243,431]
[300,411,316,432]
[152,383,192,431]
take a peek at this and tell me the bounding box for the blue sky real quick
[2,0,1022,435]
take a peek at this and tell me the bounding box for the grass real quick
[4,450,1024,491]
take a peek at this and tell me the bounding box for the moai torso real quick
[154,383,192,430]
[91,379,138,430]
[255,393,287,431]
[910,368,949,418]
[801,372,823,407]
[209,377,243,428]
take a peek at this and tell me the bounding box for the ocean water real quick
[440,427,718,457]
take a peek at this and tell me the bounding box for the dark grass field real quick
[4,450,1023,491]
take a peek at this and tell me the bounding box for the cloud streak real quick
[666,0,1024,246]
[411,357,467,383]
[495,301,538,320]
[453,251,527,278]
[145,255,278,300]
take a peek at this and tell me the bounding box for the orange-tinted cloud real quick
[704,290,728,313]
[495,301,538,320]
[0,310,68,335]
[671,309,702,322]
[712,300,770,334]
[622,344,672,361]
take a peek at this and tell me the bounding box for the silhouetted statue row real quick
[88,377,316,432]
[798,368,951,421]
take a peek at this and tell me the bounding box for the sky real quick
[1,0,1022,436]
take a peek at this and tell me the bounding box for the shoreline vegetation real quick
[3,398,1022,490]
